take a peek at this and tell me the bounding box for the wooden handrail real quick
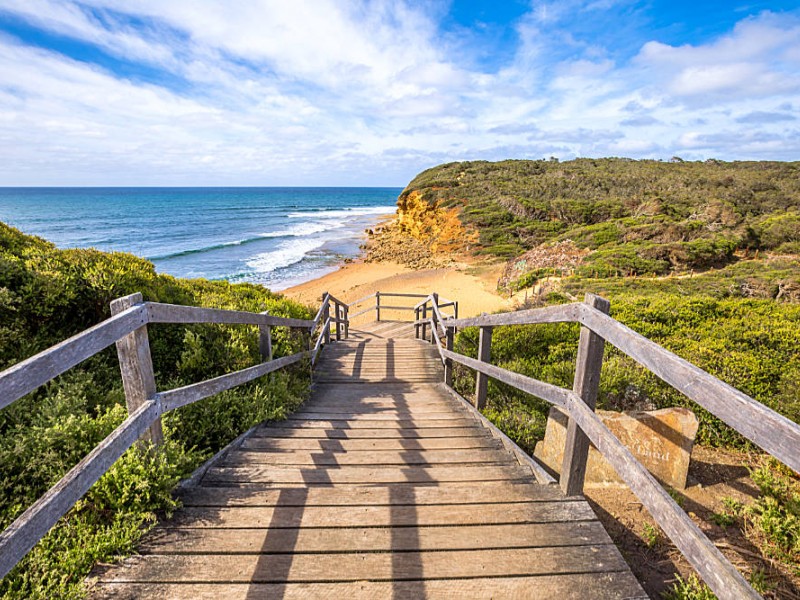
[441,343,760,600]
[0,399,161,579]
[346,293,376,307]
[146,302,313,328]
[160,353,306,412]
[564,392,758,599]
[578,304,800,474]
[447,303,581,328]
[0,303,148,411]
[0,294,324,579]
[434,292,800,600]
[310,294,330,331]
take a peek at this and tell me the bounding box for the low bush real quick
[0,222,313,599]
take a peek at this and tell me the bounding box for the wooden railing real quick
[310,292,350,365]
[345,291,458,325]
[412,292,800,600]
[4,286,798,600]
[0,293,319,579]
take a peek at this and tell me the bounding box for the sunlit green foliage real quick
[401,158,800,273]
[0,222,312,599]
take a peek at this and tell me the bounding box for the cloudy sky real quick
[0,1,798,186]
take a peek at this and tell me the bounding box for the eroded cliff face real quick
[395,191,478,254]
[364,191,478,268]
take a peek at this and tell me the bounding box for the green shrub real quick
[0,222,313,599]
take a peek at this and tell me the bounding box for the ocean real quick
[0,187,401,291]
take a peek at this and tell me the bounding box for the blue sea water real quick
[0,187,401,290]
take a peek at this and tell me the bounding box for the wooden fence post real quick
[444,327,455,386]
[421,303,428,341]
[335,302,342,342]
[322,294,330,345]
[560,293,610,496]
[430,293,439,345]
[110,293,163,447]
[375,291,381,322]
[454,301,459,320]
[258,310,272,362]
[474,324,493,410]
[415,307,420,339]
[343,305,349,340]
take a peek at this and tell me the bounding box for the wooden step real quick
[239,437,501,451]
[177,482,567,507]
[251,426,491,439]
[221,447,516,466]
[138,521,610,554]
[94,572,648,600]
[98,545,632,583]
[276,418,477,429]
[202,464,533,485]
[161,500,595,529]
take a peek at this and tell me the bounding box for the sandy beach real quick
[281,258,517,322]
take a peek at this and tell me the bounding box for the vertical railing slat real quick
[560,293,610,496]
[474,324,493,410]
[258,310,272,362]
[110,293,163,446]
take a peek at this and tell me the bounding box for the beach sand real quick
[281,259,518,322]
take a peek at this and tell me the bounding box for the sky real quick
[0,1,798,186]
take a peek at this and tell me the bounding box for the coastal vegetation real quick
[392,158,800,598]
[0,222,312,599]
[401,158,800,272]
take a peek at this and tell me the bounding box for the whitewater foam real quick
[245,236,328,274]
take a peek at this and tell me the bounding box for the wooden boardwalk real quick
[91,323,646,599]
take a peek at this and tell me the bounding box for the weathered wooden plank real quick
[285,411,464,421]
[561,294,610,496]
[445,326,454,386]
[257,310,272,362]
[177,482,565,507]
[564,391,758,600]
[92,572,647,600]
[111,293,163,446]
[155,500,595,529]
[313,377,445,384]
[145,302,313,328]
[221,447,515,466]
[98,545,631,583]
[277,418,478,429]
[346,292,376,306]
[449,303,581,329]
[159,353,305,412]
[377,292,430,299]
[442,349,570,407]
[0,400,159,580]
[0,303,146,411]
[474,325,493,409]
[296,403,463,414]
[240,436,502,452]
[310,317,329,365]
[252,426,490,439]
[580,304,800,476]
[203,464,532,485]
[138,521,610,555]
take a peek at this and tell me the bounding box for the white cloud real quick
[0,2,797,185]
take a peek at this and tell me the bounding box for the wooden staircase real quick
[5,291,785,599]
[90,323,646,599]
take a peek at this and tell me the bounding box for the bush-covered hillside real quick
[401,158,800,279]
[0,222,313,599]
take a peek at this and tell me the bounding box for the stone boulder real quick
[534,406,699,489]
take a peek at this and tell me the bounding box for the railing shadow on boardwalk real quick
[240,382,432,599]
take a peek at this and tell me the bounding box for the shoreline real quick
[281,254,517,320]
